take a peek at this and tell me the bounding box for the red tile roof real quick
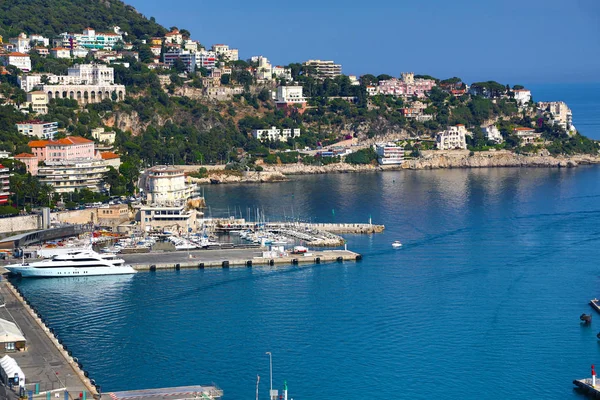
[8,52,29,57]
[14,153,36,158]
[28,140,51,148]
[100,151,120,160]
[29,136,93,148]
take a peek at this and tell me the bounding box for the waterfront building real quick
[57,28,123,50]
[303,59,342,79]
[513,89,531,106]
[252,126,301,142]
[275,86,307,114]
[537,101,575,133]
[141,165,196,206]
[0,165,10,205]
[91,127,116,144]
[482,125,504,144]
[513,127,541,143]
[16,120,57,139]
[375,143,404,165]
[14,153,38,176]
[138,203,200,233]
[24,91,49,114]
[211,44,239,61]
[436,125,469,150]
[377,73,436,98]
[37,159,109,193]
[2,52,31,72]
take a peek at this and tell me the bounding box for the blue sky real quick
[126,0,600,84]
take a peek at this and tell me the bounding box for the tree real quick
[173,58,188,73]
[220,74,231,85]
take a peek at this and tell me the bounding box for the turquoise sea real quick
[13,84,600,399]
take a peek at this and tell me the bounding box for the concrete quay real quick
[122,247,362,270]
[0,281,97,399]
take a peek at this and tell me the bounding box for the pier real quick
[573,378,600,398]
[101,385,223,400]
[122,247,362,270]
[0,281,96,399]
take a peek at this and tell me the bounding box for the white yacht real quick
[5,251,137,278]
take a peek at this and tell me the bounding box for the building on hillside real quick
[537,101,575,133]
[0,165,10,205]
[37,160,109,193]
[303,60,342,79]
[91,127,116,144]
[255,56,272,81]
[163,49,195,72]
[375,143,404,165]
[377,72,436,98]
[272,66,292,81]
[14,153,38,176]
[513,127,541,144]
[2,52,31,72]
[28,136,95,163]
[366,86,378,96]
[72,48,89,59]
[164,29,184,45]
[513,89,531,106]
[211,44,238,61]
[141,165,196,206]
[24,91,49,114]
[16,121,57,139]
[150,37,163,46]
[33,47,49,57]
[0,151,10,159]
[204,85,244,100]
[57,28,123,50]
[184,40,201,52]
[251,127,301,142]
[150,45,162,57]
[436,125,469,150]
[50,47,71,59]
[275,86,307,114]
[482,125,503,144]
[99,151,121,168]
[8,33,31,53]
[97,204,130,229]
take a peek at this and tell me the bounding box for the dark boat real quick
[210,179,221,184]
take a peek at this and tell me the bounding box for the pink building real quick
[28,136,96,163]
[377,73,436,98]
[14,153,39,176]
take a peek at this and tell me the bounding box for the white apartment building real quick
[25,91,49,114]
[436,125,469,150]
[212,44,239,61]
[538,101,575,132]
[481,125,503,144]
[251,127,301,142]
[2,53,31,72]
[142,165,196,205]
[50,47,71,59]
[375,143,404,165]
[16,120,58,139]
[91,127,116,144]
[275,86,306,105]
[513,127,541,144]
[255,56,272,80]
[57,28,123,50]
[37,159,109,193]
[163,49,218,72]
[513,89,531,106]
[303,60,342,79]
[272,66,292,81]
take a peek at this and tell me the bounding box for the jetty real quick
[573,378,600,398]
[590,299,600,314]
[0,281,95,399]
[122,247,362,271]
[101,385,223,400]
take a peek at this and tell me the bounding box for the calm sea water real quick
[14,85,600,399]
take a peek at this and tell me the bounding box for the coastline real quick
[190,150,600,184]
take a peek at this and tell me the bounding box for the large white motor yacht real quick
[5,251,137,278]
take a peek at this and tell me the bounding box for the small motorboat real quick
[392,241,402,248]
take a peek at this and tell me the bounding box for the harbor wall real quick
[0,215,40,234]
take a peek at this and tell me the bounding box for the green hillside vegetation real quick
[0,0,166,39]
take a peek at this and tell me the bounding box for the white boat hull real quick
[6,265,137,278]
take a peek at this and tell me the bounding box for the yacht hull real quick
[6,265,137,278]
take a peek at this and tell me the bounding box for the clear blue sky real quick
[126,0,600,84]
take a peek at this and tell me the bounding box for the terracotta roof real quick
[14,153,36,158]
[100,151,120,160]
[456,124,465,126]
[51,47,69,51]
[8,52,29,57]
[28,140,51,148]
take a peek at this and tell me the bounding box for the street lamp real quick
[266,351,273,394]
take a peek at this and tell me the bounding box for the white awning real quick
[0,318,25,343]
[0,355,25,386]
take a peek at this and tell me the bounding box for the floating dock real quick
[122,248,362,271]
[101,385,223,400]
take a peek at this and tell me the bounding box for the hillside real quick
[0,0,166,39]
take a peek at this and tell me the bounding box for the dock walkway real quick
[0,282,95,399]
[101,385,223,400]
[122,248,361,270]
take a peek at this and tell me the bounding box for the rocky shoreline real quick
[189,150,600,184]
